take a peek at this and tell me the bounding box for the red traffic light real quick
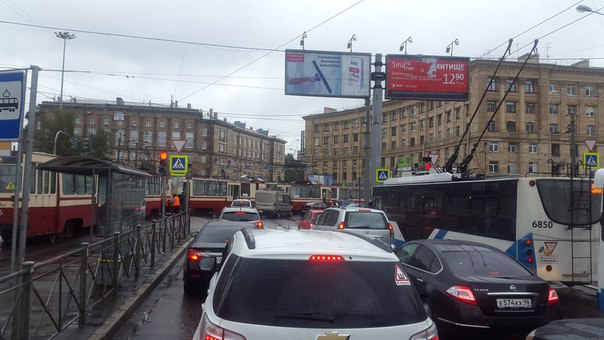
[159,151,168,160]
[424,162,432,170]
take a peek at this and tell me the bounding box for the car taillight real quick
[446,285,477,305]
[309,255,344,262]
[337,222,345,229]
[388,223,394,237]
[187,249,206,262]
[256,220,264,229]
[547,288,559,305]
[410,322,439,340]
[199,314,246,340]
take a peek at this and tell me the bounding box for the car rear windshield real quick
[214,257,425,328]
[195,227,240,245]
[443,249,532,277]
[345,212,388,229]
[221,212,258,222]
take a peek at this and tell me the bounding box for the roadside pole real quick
[368,54,384,205]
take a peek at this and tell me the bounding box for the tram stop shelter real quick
[38,156,150,236]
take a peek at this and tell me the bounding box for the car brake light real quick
[309,255,345,262]
[337,222,345,229]
[409,322,439,340]
[256,220,264,229]
[446,285,478,305]
[357,209,371,212]
[388,224,393,231]
[547,288,559,305]
[187,249,206,262]
[199,314,246,340]
[234,211,246,215]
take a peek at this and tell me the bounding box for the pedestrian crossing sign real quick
[376,168,390,184]
[169,154,189,176]
[583,152,600,169]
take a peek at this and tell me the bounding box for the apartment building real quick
[37,99,286,181]
[303,57,604,185]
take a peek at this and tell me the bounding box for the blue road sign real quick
[0,71,25,141]
[169,154,188,176]
[584,152,600,169]
[376,168,391,183]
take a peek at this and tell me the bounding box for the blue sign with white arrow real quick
[0,71,25,141]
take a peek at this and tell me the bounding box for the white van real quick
[254,190,292,218]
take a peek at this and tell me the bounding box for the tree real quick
[34,110,79,156]
[284,153,305,183]
[88,130,113,159]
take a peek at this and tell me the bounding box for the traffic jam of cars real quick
[184,200,595,340]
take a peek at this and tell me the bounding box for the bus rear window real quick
[536,179,601,226]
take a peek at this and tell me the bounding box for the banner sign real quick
[285,49,371,98]
[385,55,470,101]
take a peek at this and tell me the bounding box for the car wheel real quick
[423,299,435,320]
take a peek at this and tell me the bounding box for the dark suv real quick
[193,229,438,339]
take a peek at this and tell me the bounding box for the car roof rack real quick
[241,228,256,249]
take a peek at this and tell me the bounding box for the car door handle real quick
[416,277,424,283]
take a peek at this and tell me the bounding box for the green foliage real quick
[34,110,79,156]
[88,130,113,159]
[284,153,305,183]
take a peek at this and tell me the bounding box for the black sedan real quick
[183,220,256,294]
[396,239,561,339]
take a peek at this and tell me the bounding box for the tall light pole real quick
[399,36,413,55]
[446,38,459,56]
[347,34,356,52]
[55,31,75,110]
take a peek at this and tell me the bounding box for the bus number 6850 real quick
[532,220,553,228]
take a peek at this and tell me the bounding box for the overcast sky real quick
[2,0,604,151]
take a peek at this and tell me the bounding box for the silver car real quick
[313,206,395,247]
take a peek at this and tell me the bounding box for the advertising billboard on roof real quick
[385,55,470,101]
[285,49,371,98]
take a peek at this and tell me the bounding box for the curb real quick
[88,239,191,340]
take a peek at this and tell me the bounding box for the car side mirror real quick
[200,257,217,271]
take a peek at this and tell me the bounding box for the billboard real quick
[285,50,371,98]
[385,55,470,101]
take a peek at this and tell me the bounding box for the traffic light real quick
[159,151,168,176]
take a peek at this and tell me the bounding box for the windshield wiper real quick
[274,312,335,323]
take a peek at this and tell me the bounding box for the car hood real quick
[530,318,604,339]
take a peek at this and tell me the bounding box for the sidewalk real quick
[56,216,207,340]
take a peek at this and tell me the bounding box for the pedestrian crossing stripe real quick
[583,152,599,169]
[586,156,597,166]
[5,180,15,191]
[376,168,391,183]
[172,158,185,170]
[378,171,388,180]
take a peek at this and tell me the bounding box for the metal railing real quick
[0,211,190,340]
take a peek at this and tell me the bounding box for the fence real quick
[0,211,190,340]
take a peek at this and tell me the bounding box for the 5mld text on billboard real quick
[386,55,469,101]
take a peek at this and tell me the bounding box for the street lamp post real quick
[446,38,459,56]
[576,4,604,15]
[55,31,75,110]
[347,34,356,52]
[399,36,413,55]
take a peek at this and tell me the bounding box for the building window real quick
[159,120,165,128]
[437,115,442,126]
[343,121,350,129]
[333,135,339,143]
[487,121,496,132]
[508,163,518,174]
[567,84,577,96]
[382,128,387,138]
[186,121,193,129]
[548,82,559,94]
[489,161,499,173]
[506,121,516,132]
[333,122,340,130]
[526,102,536,114]
[508,142,517,153]
[551,143,560,156]
[186,132,194,148]
[143,131,152,145]
[549,123,559,134]
[145,120,152,127]
[525,80,536,93]
[528,162,538,173]
[487,101,497,112]
[549,104,559,115]
[505,79,516,92]
[526,122,535,134]
[313,138,319,146]
[158,131,167,147]
[455,107,461,119]
[587,125,596,136]
[568,105,577,116]
[352,119,360,128]
[383,113,389,123]
[323,123,330,131]
[103,118,110,125]
[172,120,179,129]
[391,112,398,121]
[585,85,596,97]
[528,143,538,154]
[391,127,397,136]
[334,147,339,155]
[487,77,497,91]
[586,107,596,117]
[410,137,415,146]
[353,133,358,142]
[343,134,349,143]
[323,136,329,144]
[505,101,516,113]
[489,142,499,152]
[410,123,416,132]
[391,141,397,149]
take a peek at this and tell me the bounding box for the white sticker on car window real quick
[395,264,410,286]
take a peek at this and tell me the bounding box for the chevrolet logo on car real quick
[316,332,351,340]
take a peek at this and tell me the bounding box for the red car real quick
[297,209,323,229]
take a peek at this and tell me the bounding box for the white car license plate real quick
[496,298,532,308]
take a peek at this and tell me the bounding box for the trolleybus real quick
[372,171,601,284]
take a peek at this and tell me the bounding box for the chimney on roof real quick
[187,103,191,109]
[174,100,178,108]
[116,97,124,105]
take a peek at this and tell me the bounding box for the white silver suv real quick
[313,206,396,247]
[193,229,437,340]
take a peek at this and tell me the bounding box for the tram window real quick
[241,182,251,197]
[50,172,56,194]
[43,171,50,194]
[75,175,86,195]
[37,170,43,194]
[30,171,35,194]
[62,174,75,195]
[85,175,93,194]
